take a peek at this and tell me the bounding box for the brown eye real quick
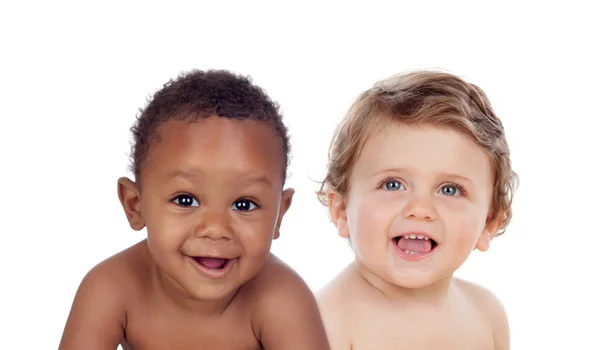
[232,199,257,211]
[174,195,199,207]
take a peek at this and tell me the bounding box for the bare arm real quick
[462,279,510,350]
[58,262,126,350]
[492,299,510,350]
[253,264,330,349]
[316,289,353,350]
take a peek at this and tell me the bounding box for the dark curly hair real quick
[129,69,290,181]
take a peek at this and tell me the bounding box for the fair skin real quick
[318,121,509,350]
[59,117,330,350]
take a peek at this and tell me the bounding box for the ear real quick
[475,211,503,252]
[327,188,349,238]
[273,188,294,239]
[117,177,145,231]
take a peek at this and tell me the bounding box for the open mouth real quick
[189,256,237,278]
[393,234,438,256]
[192,257,231,270]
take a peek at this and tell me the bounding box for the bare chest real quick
[120,302,262,350]
[350,306,493,350]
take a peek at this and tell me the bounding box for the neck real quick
[354,261,453,306]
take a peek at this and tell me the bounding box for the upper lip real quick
[186,254,238,260]
[393,231,440,243]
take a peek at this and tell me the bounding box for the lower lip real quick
[188,257,236,279]
[392,240,436,262]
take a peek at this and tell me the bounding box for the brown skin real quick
[59,117,330,350]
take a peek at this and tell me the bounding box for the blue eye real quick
[439,185,463,196]
[174,195,199,207]
[232,199,257,212]
[384,180,405,191]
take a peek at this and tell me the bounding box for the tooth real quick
[409,234,416,239]
[405,249,410,254]
[425,237,430,240]
[417,235,424,239]
[404,235,409,239]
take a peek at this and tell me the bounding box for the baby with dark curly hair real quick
[58,69,329,350]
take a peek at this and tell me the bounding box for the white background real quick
[1,1,599,349]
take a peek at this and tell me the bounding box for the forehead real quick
[141,117,285,185]
[353,121,493,183]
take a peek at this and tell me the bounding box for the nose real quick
[400,192,437,222]
[194,209,233,241]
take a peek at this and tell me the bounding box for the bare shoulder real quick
[453,278,508,317]
[59,240,148,350]
[247,254,330,349]
[316,264,357,350]
[453,278,510,349]
[316,263,354,310]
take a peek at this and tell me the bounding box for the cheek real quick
[444,206,488,246]
[346,192,395,249]
[146,225,186,265]
[144,217,190,274]
[439,195,472,213]
[232,211,277,255]
[143,202,190,250]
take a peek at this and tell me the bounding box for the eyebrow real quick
[371,168,476,185]
[169,169,274,188]
[437,173,475,185]
[169,169,201,179]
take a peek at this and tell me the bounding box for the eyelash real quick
[442,182,468,197]
[378,177,468,197]
[378,177,405,190]
[171,193,261,211]
[172,193,199,207]
[232,198,260,211]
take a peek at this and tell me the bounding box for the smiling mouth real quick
[393,235,438,255]
[193,257,231,270]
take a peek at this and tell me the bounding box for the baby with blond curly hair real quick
[317,70,518,350]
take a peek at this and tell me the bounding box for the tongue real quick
[197,257,227,269]
[397,238,432,253]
